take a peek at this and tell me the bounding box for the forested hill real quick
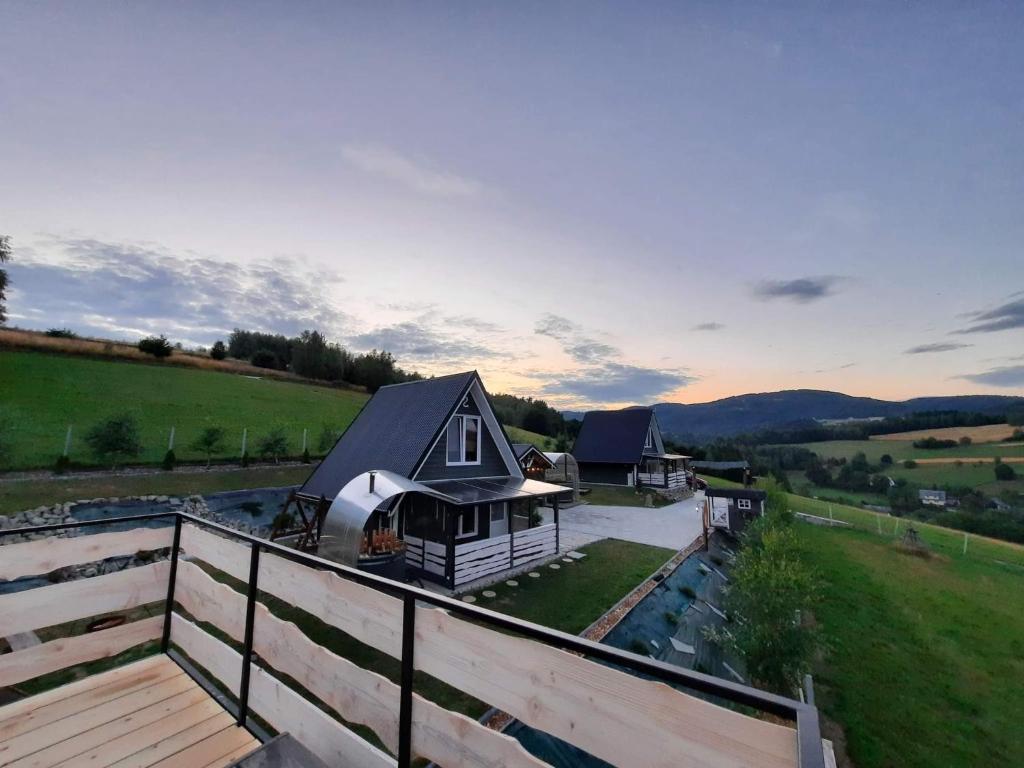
[566,390,1024,441]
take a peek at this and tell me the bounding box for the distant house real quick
[705,488,767,535]
[512,442,556,479]
[297,371,566,589]
[919,489,946,507]
[571,408,690,489]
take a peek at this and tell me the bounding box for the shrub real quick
[664,611,679,626]
[250,348,281,369]
[161,449,176,471]
[138,335,173,358]
[257,428,290,463]
[302,447,311,463]
[629,639,649,655]
[45,327,77,338]
[85,413,143,469]
[317,424,343,452]
[679,585,697,599]
[54,454,70,474]
[191,426,227,467]
[879,454,893,465]
[912,437,957,450]
[210,340,227,360]
[903,459,917,469]
[959,436,973,446]
[995,462,1017,481]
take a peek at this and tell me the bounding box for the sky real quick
[1,1,1022,409]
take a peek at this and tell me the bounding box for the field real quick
[785,438,1023,464]
[801,524,1024,768]
[0,350,552,470]
[870,423,1019,443]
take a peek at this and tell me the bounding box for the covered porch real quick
[637,453,691,490]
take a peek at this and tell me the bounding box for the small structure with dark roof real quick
[292,371,566,589]
[704,487,767,535]
[571,408,690,490]
[919,489,947,507]
[512,442,556,479]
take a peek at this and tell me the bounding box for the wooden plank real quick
[454,533,510,555]
[0,561,169,636]
[148,725,258,768]
[4,686,212,768]
[0,528,173,581]
[198,741,260,768]
[0,655,168,736]
[0,673,194,765]
[175,562,548,768]
[47,696,225,768]
[170,615,395,768]
[103,710,236,768]
[180,525,404,658]
[0,617,163,689]
[413,606,798,768]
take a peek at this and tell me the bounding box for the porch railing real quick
[638,470,688,489]
[0,511,828,768]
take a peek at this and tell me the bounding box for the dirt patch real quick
[870,423,1017,443]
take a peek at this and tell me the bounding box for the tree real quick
[709,519,819,695]
[317,424,343,452]
[250,349,281,369]
[138,335,173,358]
[191,426,227,467]
[887,480,918,513]
[350,349,398,392]
[879,454,893,466]
[85,413,142,469]
[0,234,11,325]
[210,340,227,360]
[257,428,290,463]
[995,461,1017,481]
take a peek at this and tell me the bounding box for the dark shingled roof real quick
[512,443,535,459]
[299,371,477,500]
[706,488,767,501]
[571,408,655,465]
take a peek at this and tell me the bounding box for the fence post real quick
[238,542,261,727]
[241,428,248,458]
[301,428,308,453]
[160,516,183,653]
[877,515,882,535]
[963,531,969,556]
[63,425,73,457]
[894,519,899,536]
[828,505,833,525]
[167,426,175,452]
[397,593,416,767]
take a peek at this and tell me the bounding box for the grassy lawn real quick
[471,539,676,633]
[581,483,672,508]
[800,523,1024,768]
[503,425,554,448]
[786,438,1023,465]
[0,465,311,516]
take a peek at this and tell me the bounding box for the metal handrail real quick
[0,511,826,768]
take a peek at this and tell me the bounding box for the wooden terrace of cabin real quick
[0,511,832,768]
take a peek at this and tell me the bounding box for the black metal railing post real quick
[237,541,261,727]
[397,592,416,767]
[160,515,183,653]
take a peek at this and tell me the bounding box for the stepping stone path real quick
[549,563,561,570]
[528,572,541,578]
[505,580,518,587]
[561,558,573,563]
[481,590,496,598]
[461,595,477,603]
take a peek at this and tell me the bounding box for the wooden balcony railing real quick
[0,512,829,768]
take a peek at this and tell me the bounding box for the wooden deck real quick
[0,655,259,768]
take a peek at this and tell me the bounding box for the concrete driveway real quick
[542,490,706,552]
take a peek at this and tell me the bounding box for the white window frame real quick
[446,414,482,466]
[645,427,654,449]
[456,506,478,539]
[737,498,752,510]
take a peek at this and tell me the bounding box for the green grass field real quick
[801,524,1024,768]
[786,438,1023,464]
[0,350,552,471]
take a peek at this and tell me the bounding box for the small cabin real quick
[571,408,690,490]
[705,488,767,535]
[296,371,566,589]
[512,442,555,479]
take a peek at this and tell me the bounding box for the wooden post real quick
[963,531,969,556]
[664,463,669,488]
[301,428,308,453]
[509,509,516,569]
[553,495,560,554]
[445,506,456,589]
[828,505,833,525]
[63,425,73,457]
[167,426,175,451]
[241,428,248,457]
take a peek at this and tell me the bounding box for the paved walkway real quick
[542,491,706,552]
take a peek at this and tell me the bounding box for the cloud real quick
[348,321,505,367]
[534,313,618,364]
[905,342,973,355]
[752,276,845,303]
[538,363,694,404]
[959,365,1024,388]
[954,296,1024,334]
[691,322,724,332]
[7,237,347,347]
[341,144,485,199]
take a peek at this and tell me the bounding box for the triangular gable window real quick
[447,415,481,465]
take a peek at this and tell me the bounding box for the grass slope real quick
[0,350,554,471]
[801,524,1024,768]
[786,439,1023,464]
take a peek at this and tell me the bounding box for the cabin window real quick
[490,503,506,523]
[737,498,752,510]
[456,507,478,539]
[446,414,481,465]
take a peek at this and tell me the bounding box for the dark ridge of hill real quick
[564,390,1024,440]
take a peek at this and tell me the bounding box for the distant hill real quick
[564,390,1024,441]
